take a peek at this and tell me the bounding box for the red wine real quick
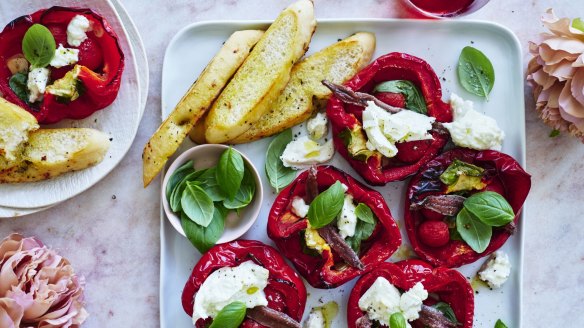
[409,0,475,16]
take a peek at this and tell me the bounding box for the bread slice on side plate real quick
[229,32,376,144]
[142,30,264,187]
[0,128,110,183]
[0,97,39,161]
[204,0,316,144]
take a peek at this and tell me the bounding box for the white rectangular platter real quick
[160,19,525,328]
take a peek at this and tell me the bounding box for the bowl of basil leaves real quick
[162,144,263,253]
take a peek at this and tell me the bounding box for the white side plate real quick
[160,19,525,328]
[0,0,148,209]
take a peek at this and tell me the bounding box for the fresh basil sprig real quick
[432,302,460,325]
[374,80,427,115]
[456,208,492,253]
[494,319,508,328]
[22,24,56,68]
[9,73,29,103]
[217,147,244,200]
[181,182,214,227]
[307,181,345,228]
[223,166,255,210]
[355,203,375,224]
[265,129,296,192]
[208,301,247,328]
[464,191,514,227]
[181,206,225,253]
[389,312,406,328]
[347,203,376,254]
[457,46,495,100]
[166,160,195,199]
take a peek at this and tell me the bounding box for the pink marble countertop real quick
[1,0,583,327]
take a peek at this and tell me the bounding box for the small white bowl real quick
[162,144,263,244]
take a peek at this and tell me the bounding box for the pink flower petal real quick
[543,59,576,81]
[0,298,22,328]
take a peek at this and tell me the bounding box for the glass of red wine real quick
[403,0,490,18]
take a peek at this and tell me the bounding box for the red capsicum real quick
[181,240,307,328]
[405,148,531,267]
[0,6,124,124]
[347,260,474,328]
[326,52,452,185]
[267,165,401,288]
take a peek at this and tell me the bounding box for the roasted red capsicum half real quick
[267,165,401,288]
[405,148,531,267]
[326,52,452,185]
[347,260,474,328]
[181,240,307,328]
[0,6,124,124]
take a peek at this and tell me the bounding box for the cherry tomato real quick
[421,207,444,221]
[374,91,406,108]
[418,220,450,247]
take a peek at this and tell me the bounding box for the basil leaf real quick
[389,312,406,328]
[307,181,345,228]
[432,302,460,325]
[223,166,255,209]
[355,203,375,224]
[346,216,376,254]
[169,170,206,212]
[22,24,56,68]
[457,46,495,99]
[181,207,225,253]
[573,18,584,33]
[195,167,226,202]
[456,208,492,253]
[208,301,246,328]
[494,319,508,328]
[181,182,214,227]
[217,147,244,200]
[464,191,514,227]
[166,160,195,199]
[9,72,29,103]
[265,129,296,192]
[440,159,484,185]
[374,80,427,115]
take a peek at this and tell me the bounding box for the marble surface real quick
[1,0,583,327]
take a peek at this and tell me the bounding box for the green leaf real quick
[169,170,206,212]
[389,312,406,328]
[208,301,247,328]
[573,18,584,33]
[494,319,508,328]
[373,80,427,115]
[432,302,460,325]
[181,207,225,253]
[307,181,345,228]
[355,203,375,224]
[457,46,495,99]
[166,160,195,199]
[549,129,560,138]
[346,217,376,254]
[456,208,492,253]
[9,72,29,103]
[22,24,56,68]
[195,167,226,202]
[464,191,514,227]
[217,147,244,200]
[181,182,215,227]
[265,129,296,192]
[223,165,255,209]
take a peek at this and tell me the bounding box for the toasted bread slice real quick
[0,97,39,160]
[204,0,316,144]
[229,32,376,144]
[0,128,110,183]
[142,30,264,187]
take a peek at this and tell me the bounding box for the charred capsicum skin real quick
[181,240,307,328]
[0,6,124,124]
[326,52,452,185]
[267,165,401,289]
[347,260,474,328]
[405,148,531,268]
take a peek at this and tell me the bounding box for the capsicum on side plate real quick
[182,240,306,328]
[347,260,474,328]
[0,6,124,124]
[405,148,531,268]
[267,165,401,289]
[326,52,452,185]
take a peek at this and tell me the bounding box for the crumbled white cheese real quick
[281,136,334,169]
[50,44,79,68]
[399,282,428,321]
[362,101,434,158]
[67,15,91,47]
[307,112,328,140]
[337,194,357,239]
[27,67,50,103]
[291,196,309,218]
[442,93,505,151]
[304,308,325,328]
[479,251,511,289]
[192,261,269,323]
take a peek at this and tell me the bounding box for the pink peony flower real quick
[527,9,584,140]
[0,234,88,328]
